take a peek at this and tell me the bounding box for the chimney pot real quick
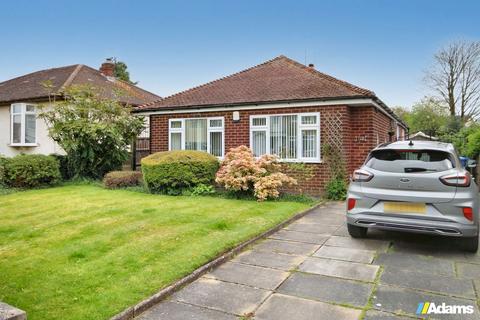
[100,58,115,77]
[308,63,315,68]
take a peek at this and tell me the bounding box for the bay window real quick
[250,113,320,162]
[10,103,37,146]
[169,117,224,157]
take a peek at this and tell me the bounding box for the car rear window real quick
[365,149,455,173]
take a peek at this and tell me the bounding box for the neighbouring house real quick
[134,55,408,195]
[409,131,439,141]
[0,59,160,157]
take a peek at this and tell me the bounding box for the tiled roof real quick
[137,55,375,111]
[0,64,160,106]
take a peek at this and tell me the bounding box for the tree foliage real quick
[465,129,480,158]
[439,123,478,156]
[114,61,138,84]
[40,86,144,179]
[425,40,480,120]
[408,97,449,137]
[391,106,412,125]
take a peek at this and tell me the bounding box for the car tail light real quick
[439,173,471,187]
[347,198,356,211]
[352,169,374,182]
[463,207,474,221]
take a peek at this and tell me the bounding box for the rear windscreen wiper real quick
[404,167,437,173]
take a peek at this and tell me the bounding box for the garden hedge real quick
[0,156,7,187]
[141,150,219,194]
[3,154,61,188]
[103,171,143,189]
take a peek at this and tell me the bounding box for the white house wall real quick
[0,104,64,157]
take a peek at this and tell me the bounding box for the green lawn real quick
[0,184,311,320]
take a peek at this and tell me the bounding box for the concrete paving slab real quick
[0,302,26,320]
[334,225,350,237]
[390,240,468,260]
[380,265,476,299]
[456,262,480,279]
[137,301,237,320]
[253,239,320,256]
[373,284,479,319]
[232,250,305,271]
[285,222,339,234]
[277,272,373,307]
[173,278,270,315]
[325,235,390,251]
[474,279,480,291]
[254,293,361,320]
[204,262,289,290]
[321,203,345,212]
[375,252,455,276]
[268,229,329,244]
[363,310,417,320]
[299,215,345,226]
[299,257,379,282]
[313,245,375,264]
[459,252,480,265]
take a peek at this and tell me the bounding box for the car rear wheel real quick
[347,224,368,238]
[460,235,479,253]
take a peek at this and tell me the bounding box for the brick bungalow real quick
[134,55,407,195]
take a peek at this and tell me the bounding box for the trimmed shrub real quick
[0,156,8,187]
[4,154,61,188]
[216,146,297,201]
[103,171,143,189]
[141,150,219,194]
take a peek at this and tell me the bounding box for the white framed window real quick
[250,112,320,163]
[168,117,224,157]
[10,103,37,146]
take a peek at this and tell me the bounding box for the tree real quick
[391,106,412,125]
[40,86,144,179]
[408,97,448,137]
[114,61,138,85]
[466,128,480,158]
[425,40,480,120]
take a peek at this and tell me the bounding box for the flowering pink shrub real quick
[216,146,297,201]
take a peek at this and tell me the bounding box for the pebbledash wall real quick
[149,104,397,196]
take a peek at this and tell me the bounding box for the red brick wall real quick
[148,104,395,196]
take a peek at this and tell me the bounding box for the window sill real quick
[279,159,323,164]
[9,143,38,147]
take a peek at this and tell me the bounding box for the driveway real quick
[139,202,480,320]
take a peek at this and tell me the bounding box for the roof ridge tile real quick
[61,64,83,91]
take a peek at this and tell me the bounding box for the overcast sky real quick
[1,0,479,108]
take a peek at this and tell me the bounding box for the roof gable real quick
[138,55,375,110]
[0,64,160,106]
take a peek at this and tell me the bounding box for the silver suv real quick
[347,140,479,252]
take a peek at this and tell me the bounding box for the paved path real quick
[139,202,480,320]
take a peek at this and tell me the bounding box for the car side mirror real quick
[468,160,477,168]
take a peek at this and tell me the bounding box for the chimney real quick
[100,58,115,77]
[308,63,315,68]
